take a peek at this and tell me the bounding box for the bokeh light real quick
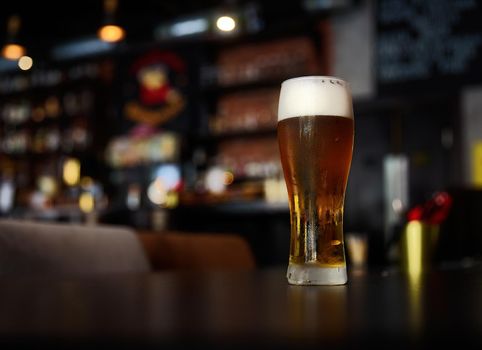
[18,56,33,70]
[98,24,125,42]
[216,16,236,32]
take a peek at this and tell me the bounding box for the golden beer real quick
[277,76,354,285]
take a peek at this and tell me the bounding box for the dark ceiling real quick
[0,1,309,52]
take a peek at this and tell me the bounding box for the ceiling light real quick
[98,0,125,43]
[216,15,236,32]
[98,24,125,43]
[1,16,26,60]
[2,44,26,60]
[170,18,209,37]
[155,15,210,40]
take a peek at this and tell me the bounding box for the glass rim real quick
[281,75,349,86]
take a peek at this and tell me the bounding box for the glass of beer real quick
[277,76,354,285]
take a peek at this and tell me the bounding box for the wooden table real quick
[0,263,481,349]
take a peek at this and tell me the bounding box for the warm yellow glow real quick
[104,0,119,13]
[139,68,166,89]
[223,171,234,185]
[406,221,423,278]
[80,176,94,189]
[37,176,58,197]
[216,16,236,32]
[2,44,26,60]
[407,265,422,335]
[98,24,125,42]
[79,192,94,213]
[473,142,482,188]
[18,56,33,70]
[63,158,81,186]
[164,191,179,209]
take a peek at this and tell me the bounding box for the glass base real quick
[287,263,347,285]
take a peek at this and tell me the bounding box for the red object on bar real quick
[407,191,453,224]
[407,205,424,222]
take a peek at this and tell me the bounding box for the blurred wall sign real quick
[473,141,482,188]
[105,132,180,168]
[377,0,482,95]
[124,51,186,128]
[462,87,482,186]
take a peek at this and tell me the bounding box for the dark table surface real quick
[0,262,481,349]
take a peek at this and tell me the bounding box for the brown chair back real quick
[0,220,151,276]
[137,231,256,271]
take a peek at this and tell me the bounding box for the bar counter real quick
[0,262,481,349]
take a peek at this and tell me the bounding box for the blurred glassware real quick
[2,131,29,154]
[216,36,320,87]
[211,89,279,135]
[400,221,439,275]
[400,191,453,273]
[44,96,61,118]
[216,137,281,179]
[263,176,288,204]
[1,101,30,125]
[126,183,141,210]
[346,233,369,270]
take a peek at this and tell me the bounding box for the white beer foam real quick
[278,76,353,121]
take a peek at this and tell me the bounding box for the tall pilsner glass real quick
[277,76,354,285]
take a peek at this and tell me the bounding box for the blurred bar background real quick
[0,0,481,269]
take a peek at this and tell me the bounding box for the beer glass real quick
[277,76,354,285]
